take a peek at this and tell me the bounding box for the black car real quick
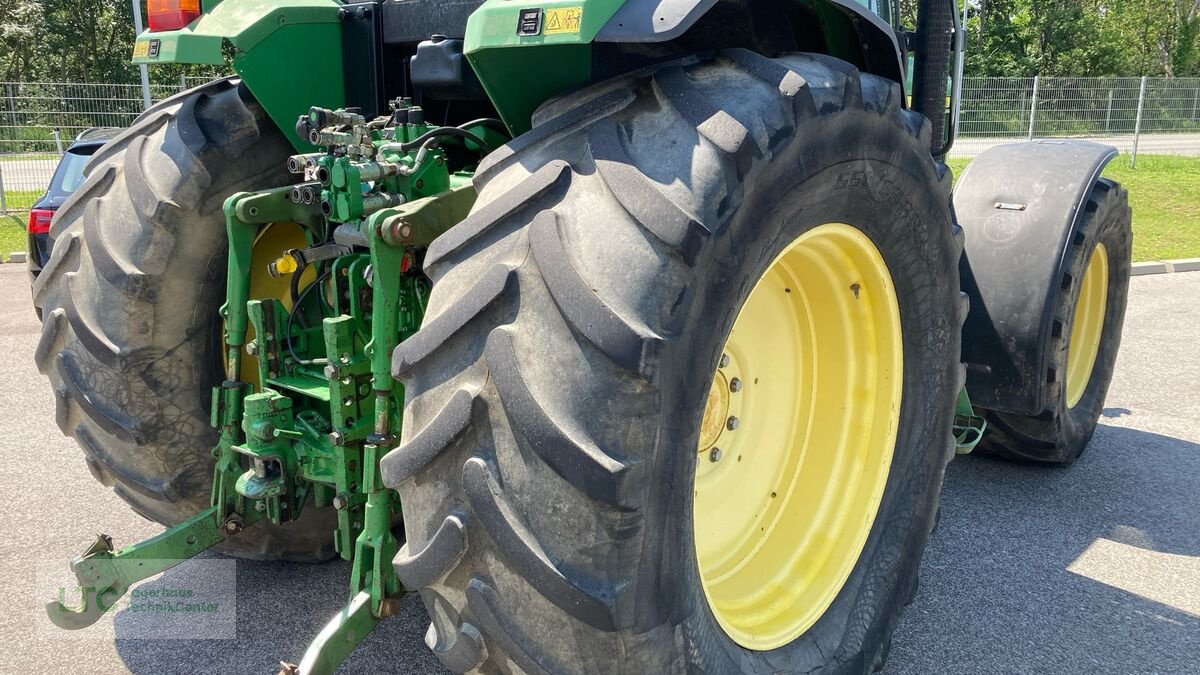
[27,127,121,277]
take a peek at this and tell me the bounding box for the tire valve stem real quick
[850,283,861,299]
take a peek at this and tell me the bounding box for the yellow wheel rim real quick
[232,222,316,387]
[693,223,903,651]
[1065,244,1109,409]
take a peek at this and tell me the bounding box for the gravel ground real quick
[1,263,1196,674]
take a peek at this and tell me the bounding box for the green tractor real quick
[35,0,1131,671]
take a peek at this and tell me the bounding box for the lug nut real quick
[726,416,739,431]
[709,447,723,462]
[719,353,730,368]
[729,377,742,392]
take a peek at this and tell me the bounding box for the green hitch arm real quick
[222,192,259,356]
[953,387,988,454]
[286,591,380,675]
[44,505,254,629]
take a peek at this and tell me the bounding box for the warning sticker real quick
[544,6,583,35]
[132,41,149,59]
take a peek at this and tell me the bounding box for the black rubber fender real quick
[953,140,1118,415]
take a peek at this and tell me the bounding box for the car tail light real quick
[147,0,201,31]
[27,208,54,235]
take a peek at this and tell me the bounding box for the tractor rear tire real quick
[33,79,336,561]
[384,52,963,673]
[976,179,1132,465]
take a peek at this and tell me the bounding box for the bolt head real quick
[333,495,347,510]
[726,416,739,431]
[246,342,258,356]
[709,447,723,462]
[729,377,742,393]
[328,431,345,446]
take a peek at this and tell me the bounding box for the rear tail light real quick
[27,208,54,235]
[147,0,201,31]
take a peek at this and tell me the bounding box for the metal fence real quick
[953,76,1200,160]
[3,75,1200,214]
[0,77,211,213]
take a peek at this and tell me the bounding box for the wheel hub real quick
[699,369,732,452]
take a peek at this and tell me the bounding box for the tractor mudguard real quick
[465,0,906,132]
[594,0,904,84]
[131,0,346,150]
[953,140,1117,416]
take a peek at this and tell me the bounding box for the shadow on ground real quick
[890,423,1200,673]
[112,556,446,674]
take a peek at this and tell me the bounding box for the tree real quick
[0,0,42,81]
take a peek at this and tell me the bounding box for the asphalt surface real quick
[954,132,1200,158]
[0,263,1196,674]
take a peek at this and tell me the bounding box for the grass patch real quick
[949,154,1200,262]
[2,155,1195,264]
[0,214,26,263]
[1,190,42,212]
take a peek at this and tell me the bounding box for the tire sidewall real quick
[1054,184,1133,456]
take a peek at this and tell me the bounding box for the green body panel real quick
[236,24,346,151]
[464,0,625,49]
[132,0,344,152]
[467,44,591,134]
[463,0,623,132]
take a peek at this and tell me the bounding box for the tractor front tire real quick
[384,52,964,673]
[33,79,336,560]
[976,179,1133,465]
